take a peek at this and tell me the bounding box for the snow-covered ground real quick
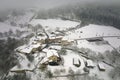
[11,53,35,71]
[29,19,80,31]
[89,62,113,80]
[5,10,35,27]
[76,40,113,53]
[65,24,120,39]
[0,10,36,39]
[47,50,85,75]
[104,37,120,48]
[63,24,120,53]
[8,18,120,80]
[79,24,120,38]
[0,22,25,33]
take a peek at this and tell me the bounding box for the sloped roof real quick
[86,60,94,67]
[43,49,59,58]
[18,43,41,54]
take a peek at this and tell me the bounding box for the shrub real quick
[46,70,53,78]
[59,48,67,55]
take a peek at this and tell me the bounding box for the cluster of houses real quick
[15,29,106,74]
[16,41,106,73]
[16,30,73,54]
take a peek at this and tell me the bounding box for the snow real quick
[50,45,62,50]
[63,24,120,53]
[104,37,120,48]
[16,12,34,25]
[48,50,85,74]
[65,24,120,40]
[73,58,80,65]
[17,43,41,54]
[76,24,120,38]
[0,22,25,33]
[9,18,120,80]
[86,59,95,67]
[29,36,46,44]
[76,40,113,53]
[89,62,113,80]
[42,48,59,58]
[11,54,35,71]
[62,33,79,41]
[29,19,80,30]
[5,11,34,27]
[98,62,106,70]
[63,50,85,70]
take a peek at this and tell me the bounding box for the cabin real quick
[98,62,106,71]
[73,58,81,67]
[86,60,95,68]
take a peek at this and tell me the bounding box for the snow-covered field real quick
[29,19,80,31]
[66,24,120,39]
[104,37,120,48]
[77,40,113,53]
[63,24,120,53]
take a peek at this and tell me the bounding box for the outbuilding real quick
[98,62,106,71]
[86,60,95,68]
[73,58,81,67]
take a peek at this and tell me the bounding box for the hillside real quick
[1,18,119,80]
[0,3,120,80]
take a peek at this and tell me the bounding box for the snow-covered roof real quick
[43,49,59,58]
[18,43,41,54]
[50,45,62,50]
[73,58,80,65]
[86,60,94,67]
[98,62,105,70]
[49,35,63,39]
